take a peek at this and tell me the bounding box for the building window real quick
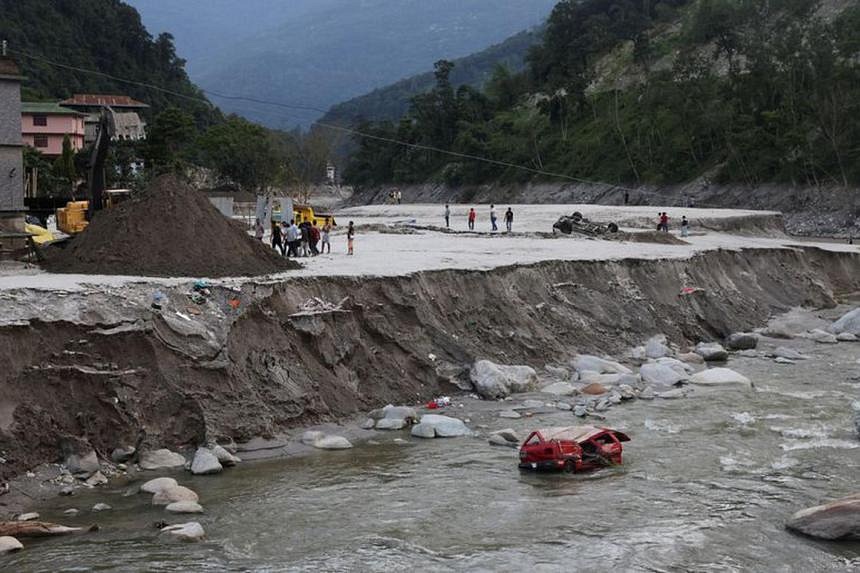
[32,115,48,127]
[33,134,49,148]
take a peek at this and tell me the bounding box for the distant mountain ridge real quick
[320,27,544,126]
[131,0,557,128]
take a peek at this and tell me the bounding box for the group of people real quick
[447,204,514,232]
[258,217,343,257]
[657,212,690,237]
[387,190,403,204]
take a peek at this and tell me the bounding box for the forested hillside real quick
[320,28,543,126]
[0,0,216,126]
[343,0,860,189]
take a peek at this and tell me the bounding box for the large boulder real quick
[312,435,353,450]
[656,357,695,375]
[65,450,100,478]
[140,477,178,494]
[572,355,632,375]
[805,329,838,344]
[677,352,705,365]
[645,335,671,359]
[211,445,241,466]
[695,342,729,361]
[375,418,407,430]
[412,414,470,438]
[410,423,437,439]
[726,332,758,350]
[469,360,537,399]
[786,494,860,540]
[0,536,23,554]
[772,347,807,361]
[160,522,206,542]
[190,448,223,475]
[689,368,752,388]
[829,308,860,336]
[152,485,199,505]
[540,381,577,396]
[166,501,204,514]
[639,363,686,387]
[110,446,136,464]
[139,449,186,471]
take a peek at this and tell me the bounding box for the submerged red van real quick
[518,426,630,473]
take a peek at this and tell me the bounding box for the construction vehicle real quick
[56,189,132,235]
[292,204,337,227]
[55,109,123,235]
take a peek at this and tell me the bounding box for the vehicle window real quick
[596,434,615,445]
[526,434,541,445]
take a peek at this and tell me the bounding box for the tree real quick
[198,116,286,194]
[52,135,79,199]
[143,107,197,175]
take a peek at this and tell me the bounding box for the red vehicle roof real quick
[532,426,630,443]
[60,94,149,108]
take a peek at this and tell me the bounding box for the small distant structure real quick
[0,48,26,252]
[59,94,148,143]
[21,102,86,157]
[326,161,336,185]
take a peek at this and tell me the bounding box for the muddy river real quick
[5,321,860,571]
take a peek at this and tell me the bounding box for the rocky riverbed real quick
[1,304,858,569]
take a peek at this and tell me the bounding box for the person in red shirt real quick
[310,221,321,255]
[468,208,476,231]
[659,212,669,232]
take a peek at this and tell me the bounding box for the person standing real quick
[347,221,355,255]
[300,221,310,256]
[624,191,629,205]
[680,216,689,237]
[396,190,402,204]
[444,204,450,228]
[468,208,476,231]
[254,218,265,241]
[660,212,669,232]
[310,221,321,256]
[490,204,498,231]
[285,219,299,257]
[504,207,513,232]
[271,220,284,255]
[321,218,332,254]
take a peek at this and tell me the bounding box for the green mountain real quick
[0,0,216,126]
[320,27,544,126]
[343,0,860,189]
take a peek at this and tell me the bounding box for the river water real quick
[6,316,860,572]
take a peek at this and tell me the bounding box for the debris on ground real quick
[43,175,296,278]
[290,296,350,317]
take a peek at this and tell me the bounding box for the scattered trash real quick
[151,291,166,310]
[425,396,451,409]
[680,287,705,296]
[290,297,350,317]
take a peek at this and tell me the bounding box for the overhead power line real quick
[9,46,722,208]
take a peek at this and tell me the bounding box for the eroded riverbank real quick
[4,303,859,571]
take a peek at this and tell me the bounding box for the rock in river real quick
[190,448,223,475]
[645,335,671,359]
[695,342,729,362]
[540,381,576,396]
[469,360,537,399]
[639,363,686,387]
[211,444,241,466]
[572,355,632,375]
[139,449,186,471]
[311,435,353,450]
[772,347,807,360]
[726,332,758,350]
[689,368,752,388]
[92,503,112,512]
[412,414,470,438]
[110,446,136,464]
[166,501,204,514]
[498,410,521,419]
[805,329,838,344]
[581,383,608,395]
[152,485,199,506]
[375,418,407,431]
[829,307,860,336]
[140,477,178,495]
[16,513,38,522]
[65,450,100,478]
[785,493,860,540]
[160,522,206,542]
[0,536,23,554]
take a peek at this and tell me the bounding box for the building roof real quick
[21,102,86,116]
[59,94,149,109]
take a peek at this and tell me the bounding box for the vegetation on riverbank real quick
[343,0,860,189]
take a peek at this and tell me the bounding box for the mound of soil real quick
[44,176,297,278]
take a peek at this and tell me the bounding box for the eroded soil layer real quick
[1,246,858,480]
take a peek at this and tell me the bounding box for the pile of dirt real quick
[44,176,297,277]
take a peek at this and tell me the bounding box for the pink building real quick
[21,102,85,157]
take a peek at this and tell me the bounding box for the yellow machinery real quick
[24,222,56,245]
[293,204,336,227]
[55,190,132,235]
